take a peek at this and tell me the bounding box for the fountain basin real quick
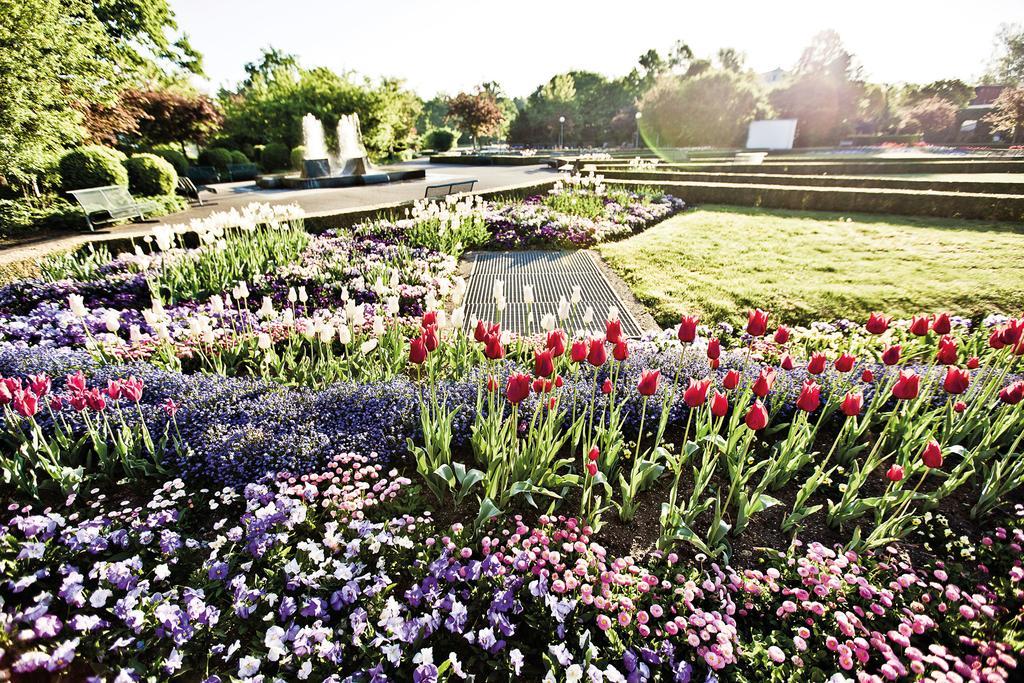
[260,168,426,190]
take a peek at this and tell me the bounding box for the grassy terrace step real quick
[582,159,1024,175]
[595,169,1024,195]
[609,178,1024,222]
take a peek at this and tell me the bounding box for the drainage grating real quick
[463,250,644,337]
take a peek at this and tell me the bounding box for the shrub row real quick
[611,179,1024,224]
[598,170,1024,196]
[591,159,1024,175]
[59,146,178,198]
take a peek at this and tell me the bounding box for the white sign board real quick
[746,119,798,150]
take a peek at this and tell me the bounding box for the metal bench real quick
[186,165,221,185]
[226,163,258,181]
[176,177,212,206]
[424,179,477,199]
[67,185,159,232]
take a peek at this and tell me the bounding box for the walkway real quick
[462,250,646,337]
[0,160,557,268]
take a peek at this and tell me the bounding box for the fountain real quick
[266,113,425,189]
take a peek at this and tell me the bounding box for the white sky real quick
[171,0,1023,98]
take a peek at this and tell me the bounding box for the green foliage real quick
[640,70,766,147]
[986,23,1024,85]
[153,148,189,175]
[229,150,250,164]
[509,71,634,146]
[59,145,128,191]
[423,128,459,152]
[0,196,81,237]
[126,154,177,196]
[218,50,421,159]
[900,97,958,141]
[290,146,306,170]
[597,205,1024,326]
[260,142,290,171]
[198,147,233,172]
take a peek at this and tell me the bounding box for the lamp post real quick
[634,111,643,150]
[559,116,565,149]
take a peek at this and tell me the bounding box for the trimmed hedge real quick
[58,146,128,191]
[198,147,233,173]
[424,128,459,152]
[290,146,306,170]
[229,150,250,164]
[261,142,290,171]
[610,179,1024,224]
[152,149,189,176]
[126,154,178,196]
[597,170,1024,196]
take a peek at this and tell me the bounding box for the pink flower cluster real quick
[274,452,412,522]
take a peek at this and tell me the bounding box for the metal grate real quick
[463,250,644,337]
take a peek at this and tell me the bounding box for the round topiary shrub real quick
[261,142,290,172]
[152,149,189,176]
[198,147,233,172]
[126,154,178,196]
[229,150,250,164]
[290,146,306,170]
[424,128,459,152]
[59,145,128,191]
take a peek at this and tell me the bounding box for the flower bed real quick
[0,200,1022,682]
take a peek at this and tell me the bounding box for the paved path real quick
[0,160,557,267]
[463,250,645,337]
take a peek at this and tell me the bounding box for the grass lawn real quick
[597,205,1024,327]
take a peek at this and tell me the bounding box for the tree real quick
[905,79,975,108]
[717,48,746,73]
[900,97,958,141]
[986,24,1024,85]
[90,0,203,79]
[640,70,766,147]
[0,0,111,190]
[446,90,505,148]
[984,87,1024,143]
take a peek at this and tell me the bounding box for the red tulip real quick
[678,315,699,344]
[931,313,951,335]
[587,339,606,367]
[796,380,821,412]
[865,313,891,335]
[605,319,622,345]
[534,349,555,378]
[840,391,863,417]
[554,375,564,388]
[999,380,1024,405]
[954,401,966,413]
[106,379,123,400]
[69,393,88,412]
[532,377,554,393]
[0,382,12,405]
[744,400,769,430]
[834,353,856,373]
[66,371,86,393]
[909,316,930,336]
[881,345,902,366]
[484,334,505,360]
[2,377,20,395]
[722,369,740,391]
[780,354,794,370]
[121,377,144,403]
[892,370,920,400]
[921,440,943,469]
[49,395,63,412]
[613,340,629,362]
[1002,319,1024,346]
[861,369,874,383]
[588,446,600,462]
[506,373,531,404]
[486,375,500,392]
[751,367,776,398]
[474,319,489,343]
[966,356,980,370]
[637,369,660,396]
[807,353,827,375]
[942,367,970,395]
[27,374,50,397]
[570,340,587,363]
[773,326,790,344]
[422,311,438,327]
[546,330,567,357]
[409,337,428,364]
[683,378,712,407]
[601,379,612,395]
[85,388,106,412]
[586,461,598,477]
[886,464,905,482]
[706,337,721,361]
[935,335,958,365]
[989,328,1006,350]
[12,389,38,418]
[422,324,439,352]
[710,390,729,417]
[709,358,720,370]
[746,309,769,337]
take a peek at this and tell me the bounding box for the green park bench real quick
[424,179,477,199]
[67,185,159,232]
[227,163,259,181]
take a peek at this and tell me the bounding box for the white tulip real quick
[607,306,619,322]
[298,286,308,303]
[258,297,276,319]
[257,332,273,350]
[337,324,352,345]
[583,306,595,325]
[495,293,507,313]
[288,287,298,304]
[541,313,556,332]
[523,284,535,306]
[360,339,378,355]
[104,310,121,333]
[372,317,386,337]
[450,307,465,329]
[557,297,570,320]
[570,286,582,305]
[492,278,504,301]
[68,294,87,319]
[209,295,224,314]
